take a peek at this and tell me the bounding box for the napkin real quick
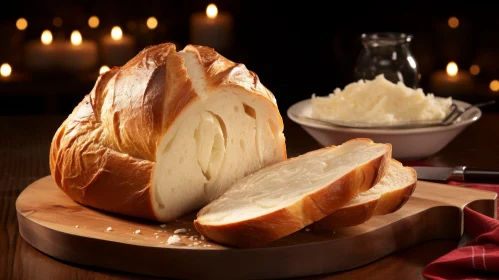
[400,161,499,279]
[423,207,499,280]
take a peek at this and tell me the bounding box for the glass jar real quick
[354,32,420,88]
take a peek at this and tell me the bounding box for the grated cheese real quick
[311,75,452,125]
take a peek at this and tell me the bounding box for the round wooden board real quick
[16,176,497,279]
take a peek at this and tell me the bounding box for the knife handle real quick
[464,168,499,183]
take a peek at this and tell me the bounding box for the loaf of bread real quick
[194,139,392,247]
[49,43,286,222]
[312,159,417,230]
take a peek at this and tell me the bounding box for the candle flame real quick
[206,4,218,19]
[490,80,499,92]
[147,17,158,30]
[111,26,123,40]
[41,30,53,45]
[71,30,82,46]
[470,65,480,75]
[100,65,110,75]
[88,16,99,28]
[446,62,458,76]
[0,63,12,77]
[448,17,459,28]
[16,18,27,30]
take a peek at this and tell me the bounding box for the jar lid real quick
[361,32,413,47]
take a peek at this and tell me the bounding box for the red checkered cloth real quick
[423,207,499,280]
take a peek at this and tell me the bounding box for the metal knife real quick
[412,166,499,183]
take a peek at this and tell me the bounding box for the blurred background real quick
[1,1,498,115]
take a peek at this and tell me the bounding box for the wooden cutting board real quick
[17,176,497,279]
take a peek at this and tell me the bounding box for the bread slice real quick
[194,139,391,247]
[313,159,417,230]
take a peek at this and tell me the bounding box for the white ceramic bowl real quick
[287,98,481,160]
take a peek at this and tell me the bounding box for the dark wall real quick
[1,1,498,114]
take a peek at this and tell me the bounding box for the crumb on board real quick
[155,236,159,239]
[160,241,165,244]
[153,232,158,235]
[159,224,167,228]
[167,235,182,245]
[75,225,79,228]
[193,242,200,246]
[106,227,113,232]
[203,244,212,247]
[200,235,205,241]
[174,228,187,234]
[134,229,141,234]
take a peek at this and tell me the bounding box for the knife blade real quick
[412,166,499,183]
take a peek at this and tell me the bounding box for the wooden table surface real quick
[2,113,499,280]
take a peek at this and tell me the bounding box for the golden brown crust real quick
[162,52,200,131]
[50,43,177,220]
[99,43,176,161]
[193,140,392,247]
[312,160,417,231]
[50,95,156,219]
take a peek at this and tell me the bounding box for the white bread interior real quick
[194,138,391,247]
[152,51,285,221]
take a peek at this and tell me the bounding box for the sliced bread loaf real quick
[50,44,286,222]
[313,159,417,230]
[194,138,391,247]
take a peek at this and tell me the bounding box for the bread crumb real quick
[167,235,182,245]
[200,235,205,241]
[153,232,158,235]
[75,225,79,228]
[106,227,113,232]
[193,242,200,245]
[134,229,141,234]
[174,228,187,234]
[129,238,133,240]
[305,228,310,232]
[203,244,212,247]
[159,224,167,228]
[155,236,159,239]
[160,241,165,244]
[188,244,192,247]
